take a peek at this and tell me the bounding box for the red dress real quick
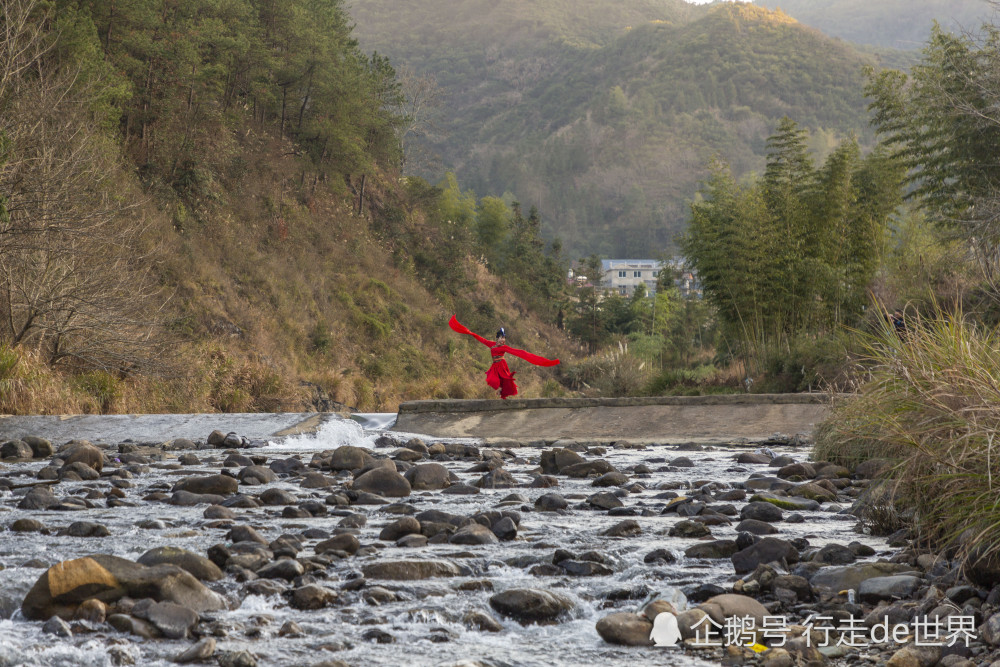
[448,315,560,399]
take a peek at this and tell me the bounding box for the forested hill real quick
[752,0,991,50]
[351,1,889,256]
[0,0,575,414]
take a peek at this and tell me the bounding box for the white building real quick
[601,259,663,296]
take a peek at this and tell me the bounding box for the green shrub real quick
[74,370,122,413]
[310,322,333,354]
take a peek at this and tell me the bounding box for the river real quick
[0,414,886,666]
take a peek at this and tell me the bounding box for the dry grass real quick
[815,308,1000,559]
[2,132,581,415]
[563,340,650,397]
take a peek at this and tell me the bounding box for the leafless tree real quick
[0,0,169,373]
[394,65,444,174]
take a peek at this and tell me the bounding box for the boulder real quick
[751,493,820,511]
[540,448,585,474]
[475,468,519,488]
[737,452,771,464]
[290,584,338,610]
[534,493,568,512]
[172,475,238,496]
[561,460,616,478]
[259,488,297,505]
[137,547,223,581]
[731,537,799,574]
[18,486,59,510]
[21,555,225,620]
[361,560,462,580]
[22,436,54,458]
[668,520,710,538]
[299,472,334,488]
[449,523,499,545]
[854,458,891,479]
[685,540,738,559]
[777,462,815,480]
[489,588,574,624]
[1,440,32,459]
[558,560,614,576]
[352,467,411,497]
[813,543,857,565]
[858,575,923,603]
[256,559,305,581]
[735,519,779,535]
[739,501,784,522]
[328,446,376,471]
[587,492,624,510]
[403,463,451,490]
[59,442,104,472]
[59,462,101,481]
[592,472,629,487]
[601,519,641,537]
[238,465,277,485]
[808,562,913,592]
[463,610,503,633]
[316,534,360,555]
[699,593,769,624]
[790,482,838,502]
[173,638,217,664]
[137,600,199,639]
[596,612,654,646]
[169,491,226,506]
[379,517,421,542]
[60,522,109,538]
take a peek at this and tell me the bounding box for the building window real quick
[618,270,627,277]
[620,287,627,295]
[633,270,642,277]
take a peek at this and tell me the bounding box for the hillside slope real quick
[353,2,887,256]
[0,0,576,415]
[752,0,991,49]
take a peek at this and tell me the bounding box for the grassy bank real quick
[814,309,1000,558]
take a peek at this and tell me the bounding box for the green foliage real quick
[682,118,904,381]
[63,0,406,194]
[866,26,1000,248]
[74,370,122,413]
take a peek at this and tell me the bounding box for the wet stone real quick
[534,493,568,511]
[489,588,574,624]
[256,559,305,581]
[449,523,499,545]
[173,637,216,664]
[601,520,641,537]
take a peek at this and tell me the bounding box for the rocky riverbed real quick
[0,417,997,667]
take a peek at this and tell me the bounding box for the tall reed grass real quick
[814,308,1000,558]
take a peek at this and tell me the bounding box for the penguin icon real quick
[649,612,681,647]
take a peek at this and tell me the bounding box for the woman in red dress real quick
[448,315,560,399]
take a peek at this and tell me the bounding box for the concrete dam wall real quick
[392,394,834,443]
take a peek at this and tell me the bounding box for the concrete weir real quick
[0,412,348,444]
[393,393,834,442]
